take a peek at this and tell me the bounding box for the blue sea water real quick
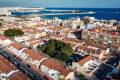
[12,8,120,21]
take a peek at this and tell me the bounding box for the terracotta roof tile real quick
[9,72,29,80]
[23,49,45,60]
[0,55,14,72]
[78,55,94,66]
[62,38,84,46]
[48,26,65,31]
[10,43,24,50]
[0,55,28,80]
[0,36,7,40]
[43,59,72,76]
[30,41,44,45]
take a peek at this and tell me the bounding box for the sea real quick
[12,8,120,21]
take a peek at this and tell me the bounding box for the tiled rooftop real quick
[23,48,45,60]
[62,38,84,47]
[0,55,14,72]
[43,59,72,76]
[0,55,29,80]
[23,48,72,76]
[48,26,65,31]
[78,55,94,66]
[0,36,7,40]
[10,43,24,50]
[9,72,29,80]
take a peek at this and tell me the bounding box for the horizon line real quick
[0,6,120,9]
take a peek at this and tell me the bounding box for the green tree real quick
[59,23,63,26]
[39,39,73,61]
[4,28,24,37]
[39,45,45,52]
[61,44,73,55]
[77,25,80,29]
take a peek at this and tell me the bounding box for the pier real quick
[44,9,80,12]
[19,12,95,17]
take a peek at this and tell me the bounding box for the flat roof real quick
[93,64,113,79]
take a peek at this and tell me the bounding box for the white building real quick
[0,36,12,47]
[71,21,84,29]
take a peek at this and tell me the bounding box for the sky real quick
[0,0,119,8]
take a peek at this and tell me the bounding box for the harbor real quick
[0,0,120,80]
[18,11,96,17]
[11,8,96,18]
[10,8,120,20]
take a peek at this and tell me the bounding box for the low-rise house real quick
[32,31,47,39]
[24,29,47,39]
[67,33,77,39]
[0,36,12,47]
[30,40,44,50]
[84,45,100,57]
[22,49,47,67]
[65,72,76,80]
[82,60,101,74]
[70,55,101,75]
[24,38,44,50]
[50,34,64,41]
[7,43,24,54]
[42,59,72,80]
[5,46,56,80]
[15,35,31,43]
[22,49,73,80]
[62,38,85,50]
[0,55,29,80]
[45,26,65,35]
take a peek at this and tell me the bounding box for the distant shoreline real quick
[1,7,119,21]
[0,7,120,9]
